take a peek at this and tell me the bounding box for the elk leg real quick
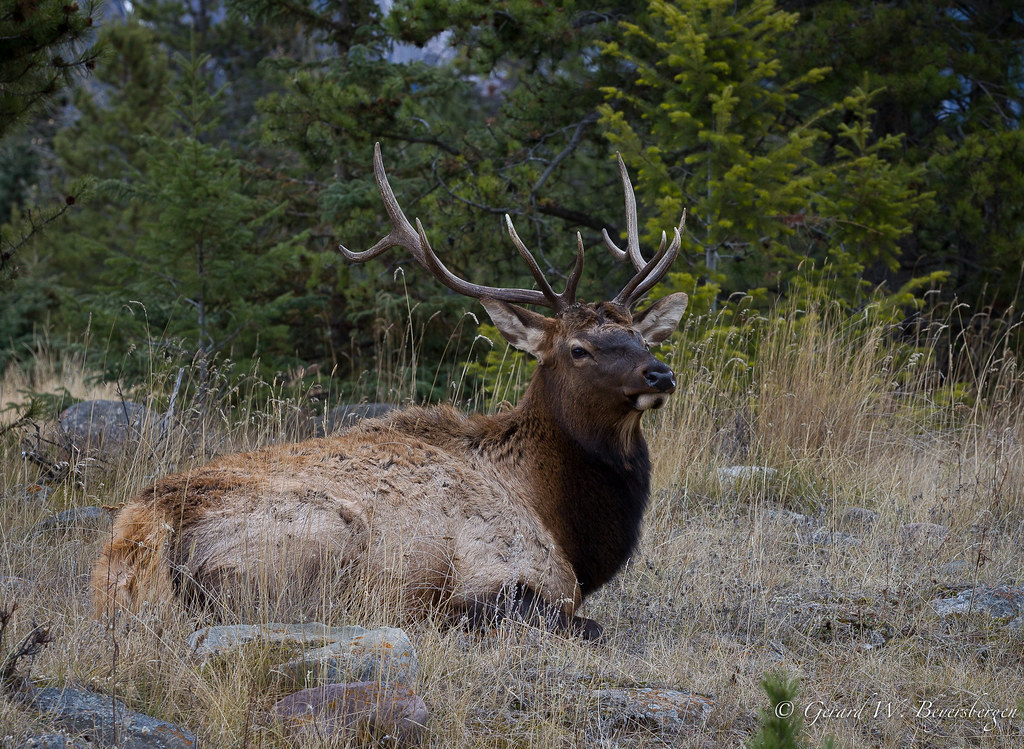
[463,586,604,642]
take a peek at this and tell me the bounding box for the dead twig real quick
[0,602,55,693]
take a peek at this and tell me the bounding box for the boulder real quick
[807,529,862,548]
[270,681,427,747]
[594,687,713,733]
[58,400,158,458]
[718,465,778,487]
[14,735,87,749]
[3,484,52,506]
[0,576,34,596]
[23,687,197,748]
[30,506,115,537]
[761,508,816,527]
[837,507,879,533]
[189,623,418,689]
[933,585,1024,626]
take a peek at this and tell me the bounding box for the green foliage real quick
[13,22,302,384]
[599,0,933,311]
[91,51,299,382]
[0,0,99,280]
[2,0,1021,399]
[0,0,99,137]
[748,672,837,749]
[776,0,1024,308]
[0,249,62,370]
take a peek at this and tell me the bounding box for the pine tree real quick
[598,0,938,312]
[776,0,1024,307]
[0,0,99,136]
[0,0,99,278]
[98,49,300,386]
[22,22,301,383]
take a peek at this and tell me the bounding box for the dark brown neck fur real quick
[469,374,651,596]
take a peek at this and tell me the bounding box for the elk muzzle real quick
[627,358,677,411]
[643,360,676,393]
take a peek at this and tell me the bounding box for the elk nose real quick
[643,361,677,393]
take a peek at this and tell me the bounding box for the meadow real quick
[1,297,1022,748]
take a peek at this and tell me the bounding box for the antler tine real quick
[339,143,421,263]
[564,232,585,305]
[613,210,686,308]
[413,218,551,308]
[340,143,570,311]
[503,215,561,308]
[602,153,647,271]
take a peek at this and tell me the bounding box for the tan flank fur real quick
[92,145,688,639]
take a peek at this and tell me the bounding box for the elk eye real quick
[570,345,590,360]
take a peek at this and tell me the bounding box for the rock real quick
[189,623,418,689]
[594,687,713,733]
[272,635,418,691]
[807,529,862,547]
[14,735,87,749]
[30,506,115,537]
[837,507,878,532]
[327,403,397,432]
[717,466,777,486]
[58,400,158,457]
[24,687,197,748]
[3,484,53,506]
[899,522,949,546]
[933,585,1024,626]
[936,560,969,578]
[761,508,816,527]
[270,681,427,747]
[1,576,34,596]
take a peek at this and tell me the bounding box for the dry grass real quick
[1,298,1023,748]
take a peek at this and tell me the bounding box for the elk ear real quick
[480,299,552,360]
[633,292,688,344]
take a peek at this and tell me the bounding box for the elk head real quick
[340,145,688,445]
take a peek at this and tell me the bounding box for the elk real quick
[91,145,688,640]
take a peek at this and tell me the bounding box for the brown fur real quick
[92,296,687,637]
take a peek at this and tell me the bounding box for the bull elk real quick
[92,145,688,640]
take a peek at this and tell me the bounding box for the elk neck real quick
[474,368,652,596]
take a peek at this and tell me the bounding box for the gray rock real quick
[3,484,53,506]
[14,735,87,749]
[837,507,879,532]
[899,522,949,546]
[327,403,397,432]
[761,508,816,527]
[270,681,427,747]
[718,466,777,486]
[807,529,862,548]
[189,623,418,689]
[272,633,418,691]
[58,400,158,457]
[1,576,34,596]
[30,506,115,537]
[936,560,970,578]
[933,585,1024,626]
[23,687,197,748]
[594,687,713,733]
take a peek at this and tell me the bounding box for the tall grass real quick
[1,295,1023,747]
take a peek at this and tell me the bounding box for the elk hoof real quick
[571,616,605,643]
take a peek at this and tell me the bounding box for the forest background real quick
[2,0,1023,407]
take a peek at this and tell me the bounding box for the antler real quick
[340,143,584,312]
[602,153,686,307]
